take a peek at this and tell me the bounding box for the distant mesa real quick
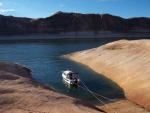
[0,11,150,38]
[53,11,64,15]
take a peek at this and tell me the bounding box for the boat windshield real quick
[69,73,75,79]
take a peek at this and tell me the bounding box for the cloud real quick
[0,2,17,14]
[60,4,64,7]
[0,9,15,13]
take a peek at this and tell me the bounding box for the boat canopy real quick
[63,70,76,79]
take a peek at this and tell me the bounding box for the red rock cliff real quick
[0,12,150,36]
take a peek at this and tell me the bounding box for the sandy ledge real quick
[64,39,150,112]
[0,61,104,113]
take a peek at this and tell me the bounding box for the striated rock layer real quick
[0,61,103,113]
[64,39,150,111]
[0,11,150,38]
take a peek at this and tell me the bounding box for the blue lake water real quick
[0,39,124,105]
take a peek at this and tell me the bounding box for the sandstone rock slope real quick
[64,39,150,111]
[0,61,103,113]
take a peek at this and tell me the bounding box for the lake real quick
[0,38,124,105]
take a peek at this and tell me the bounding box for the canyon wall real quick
[0,12,150,38]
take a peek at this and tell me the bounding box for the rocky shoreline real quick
[64,39,150,112]
[0,61,103,113]
[0,43,149,113]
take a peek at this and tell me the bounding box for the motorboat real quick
[62,70,80,85]
[62,79,79,89]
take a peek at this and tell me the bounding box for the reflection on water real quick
[0,39,124,105]
[62,79,79,90]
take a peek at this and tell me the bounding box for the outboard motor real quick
[73,78,80,84]
[77,78,80,84]
[73,78,78,83]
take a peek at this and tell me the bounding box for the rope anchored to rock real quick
[75,75,118,113]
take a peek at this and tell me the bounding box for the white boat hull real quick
[62,70,80,85]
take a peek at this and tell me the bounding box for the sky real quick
[0,0,150,19]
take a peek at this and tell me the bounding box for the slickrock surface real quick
[98,99,149,113]
[64,39,150,111]
[0,61,103,113]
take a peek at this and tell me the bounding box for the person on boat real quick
[70,73,73,79]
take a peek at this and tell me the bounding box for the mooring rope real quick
[77,74,116,102]
[80,81,118,113]
[75,82,115,101]
[76,75,118,113]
